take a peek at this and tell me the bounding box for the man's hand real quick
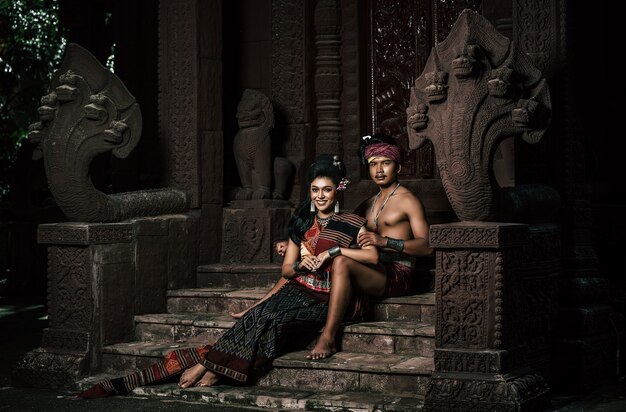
[357,231,386,248]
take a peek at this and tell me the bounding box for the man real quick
[354,133,433,298]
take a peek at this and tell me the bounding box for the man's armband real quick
[386,237,404,252]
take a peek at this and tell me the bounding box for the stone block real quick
[135,233,168,314]
[221,204,292,264]
[259,368,360,392]
[396,335,435,357]
[167,214,200,289]
[360,373,430,396]
[341,333,394,354]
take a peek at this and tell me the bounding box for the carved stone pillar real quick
[13,216,199,388]
[221,200,292,264]
[159,0,223,263]
[272,0,310,203]
[424,222,551,412]
[313,0,342,155]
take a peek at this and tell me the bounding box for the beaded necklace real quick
[370,182,401,227]
[316,213,334,227]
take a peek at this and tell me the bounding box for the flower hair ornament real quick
[337,178,349,191]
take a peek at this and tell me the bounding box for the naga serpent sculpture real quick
[28,44,188,222]
[407,10,553,222]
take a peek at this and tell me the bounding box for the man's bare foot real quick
[195,370,220,387]
[306,336,336,360]
[179,363,207,388]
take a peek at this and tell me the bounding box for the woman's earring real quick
[334,201,339,213]
[310,201,315,212]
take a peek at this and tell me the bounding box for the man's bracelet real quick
[328,246,342,258]
[386,237,404,252]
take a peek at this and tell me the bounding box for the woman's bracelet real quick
[292,260,306,273]
[386,237,404,252]
[328,245,341,258]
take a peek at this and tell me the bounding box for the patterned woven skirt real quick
[76,282,328,398]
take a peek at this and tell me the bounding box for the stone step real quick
[197,263,436,293]
[76,376,424,411]
[197,264,285,289]
[167,287,436,323]
[134,312,434,357]
[100,343,433,396]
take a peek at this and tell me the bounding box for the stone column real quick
[313,0,342,156]
[159,0,223,263]
[424,222,550,412]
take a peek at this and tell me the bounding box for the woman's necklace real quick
[316,213,334,227]
[370,182,401,227]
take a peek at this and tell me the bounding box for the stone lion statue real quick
[232,89,292,200]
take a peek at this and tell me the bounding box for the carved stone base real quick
[13,215,200,389]
[424,370,550,412]
[12,348,88,389]
[221,201,292,264]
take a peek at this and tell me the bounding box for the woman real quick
[76,154,377,397]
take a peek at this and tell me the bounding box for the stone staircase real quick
[78,263,436,411]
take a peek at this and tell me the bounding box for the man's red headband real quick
[364,143,402,163]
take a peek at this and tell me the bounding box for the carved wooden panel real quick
[364,0,482,179]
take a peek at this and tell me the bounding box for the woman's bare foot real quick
[230,307,250,319]
[306,336,336,360]
[179,363,207,388]
[195,370,220,387]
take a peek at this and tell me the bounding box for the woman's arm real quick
[281,238,320,278]
[314,226,379,269]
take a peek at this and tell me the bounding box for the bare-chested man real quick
[354,133,433,297]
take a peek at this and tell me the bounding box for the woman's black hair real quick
[359,133,398,165]
[288,154,346,245]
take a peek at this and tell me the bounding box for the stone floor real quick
[2,298,626,411]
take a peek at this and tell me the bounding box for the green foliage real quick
[0,0,66,198]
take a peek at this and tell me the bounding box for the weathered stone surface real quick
[196,263,283,289]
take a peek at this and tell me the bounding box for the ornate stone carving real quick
[232,89,293,200]
[425,372,549,412]
[430,222,528,249]
[47,246,91,331]
[438,250,488,348]
[313,0,342,155]
[28,44,188,222]
[38,223,133,245]
[159,0,199,207]
[407,9,551,221]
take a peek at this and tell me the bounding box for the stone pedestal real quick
[12,214,199,389]
[221,200,292,264]
[424,222,552,412]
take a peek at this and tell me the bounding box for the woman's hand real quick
[357,231,386,248]
[299,254,320,272]
[313,251,331,271]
